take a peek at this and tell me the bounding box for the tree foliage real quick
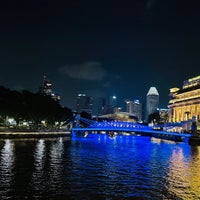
[147,112,160,124]
[0,86,72,128]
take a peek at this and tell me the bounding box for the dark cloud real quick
[102,74,121,88]
[59,62,107,81]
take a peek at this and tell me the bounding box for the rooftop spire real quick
[147,87,159,96]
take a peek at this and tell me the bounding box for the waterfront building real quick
[168,75,200,123]
[125,99,142,121]
[76,94,93,114]
[96,112,138,122]
[146,87,159,121]
[157,108,169,123]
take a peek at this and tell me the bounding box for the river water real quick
[0,133,200,200]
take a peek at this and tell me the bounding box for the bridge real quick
[70,116,192,142]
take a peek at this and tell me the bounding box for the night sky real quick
[0,0,199,111]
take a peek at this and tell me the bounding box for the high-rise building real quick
[125,99,142,121]
[133,100,142,122]
[125,99,132,113]
[103,96,117,114]
[146,87,159,121]
[109,95,117,107]
[76,94,93,114]
[41,76,52,96]
[98,97,107,115]
[168,75,200,122]
[39,76,61,103]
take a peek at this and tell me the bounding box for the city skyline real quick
[0,0,200,109]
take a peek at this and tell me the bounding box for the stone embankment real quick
[0,129,71,138]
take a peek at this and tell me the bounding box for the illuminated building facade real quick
[76,94,93,114]
[146,87,159,121]
[133,100,142,122]
[96,112,138,122]
[168,75,200,122]
[40,76,61,103]
[41,76,52,96]
[125,99,142,121]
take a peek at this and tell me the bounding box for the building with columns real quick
[168,75,200,122]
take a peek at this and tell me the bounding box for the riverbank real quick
[0,130,71,139]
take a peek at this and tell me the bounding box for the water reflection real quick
[0,135,200,199]
[34,139,46,172]
[31,138,65,198]
[0,140,15,200]
[167,145,200,199]
[32,139,46,195]
[49,137,64,194]
[188,146,200,199]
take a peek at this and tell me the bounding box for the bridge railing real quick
[89,121,152,130]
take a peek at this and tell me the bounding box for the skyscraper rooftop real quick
[147,87,159,96]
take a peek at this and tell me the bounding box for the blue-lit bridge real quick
[70,116,192,142]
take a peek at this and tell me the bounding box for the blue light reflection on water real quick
[0,134,200,200]
[68,133,198,199]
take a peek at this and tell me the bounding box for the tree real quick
[148,112,160,124]
[0,86,73,130]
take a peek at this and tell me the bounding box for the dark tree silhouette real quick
[80,111,92,120]
[148,112,160,124]
[0,86,72,130]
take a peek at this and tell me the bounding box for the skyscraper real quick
[133,100,142,122]
[76,94,93,114]
[39,76,61,103]
[104,96,118,114]
[125,99,142,121]
[125,99,133,113]
[109,95,117,107]
[41,76,52,96]
[98,97,107,115]
[146,87,159,121]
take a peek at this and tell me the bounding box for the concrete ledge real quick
[0,131,71,139]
